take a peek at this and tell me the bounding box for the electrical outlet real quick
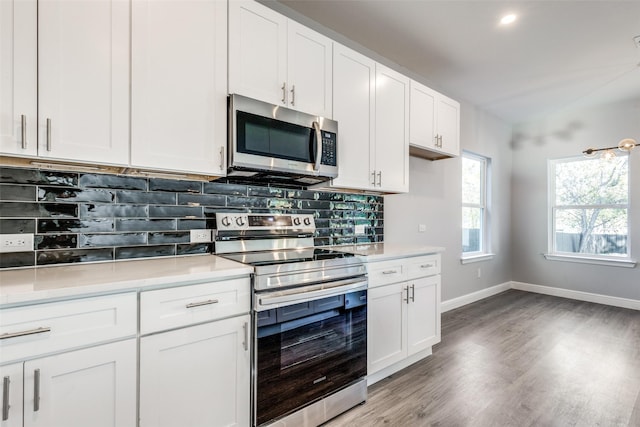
[190,229,212,243]
[355,224,366,234]
[0,233,35,253]
[418,224,426,232]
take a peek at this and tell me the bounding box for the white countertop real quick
[334,243,444,262]
[0,255,252,307]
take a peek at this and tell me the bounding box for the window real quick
[462,152,490,257]
[549,154,630,259]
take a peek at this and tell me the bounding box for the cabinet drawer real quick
[0,293,136,364]
[406,254,441,279]
[367,260,406,288]
[141,278,250,335]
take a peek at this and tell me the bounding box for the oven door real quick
[254,280,367,426]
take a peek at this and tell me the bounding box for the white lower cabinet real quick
[23,340,136,427]
[139,278,251,427]
[139,315,250,427]
[1,339,136,427]
[366,254,441,385]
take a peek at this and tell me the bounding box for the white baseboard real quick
[511,281,640,311]
[441,282,511,312]
[441,281,640,312]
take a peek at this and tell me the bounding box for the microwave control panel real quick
[321,131,337,166]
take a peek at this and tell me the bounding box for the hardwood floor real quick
[324,290,640,426]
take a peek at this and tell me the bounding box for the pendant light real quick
[582,138,637,159]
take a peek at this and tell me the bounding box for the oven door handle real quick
[257,278,367,309]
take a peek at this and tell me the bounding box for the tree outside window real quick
[550,155,629,257]
[462,153,489,254]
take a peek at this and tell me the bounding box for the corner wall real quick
[385,101,513,302]
[511,98,640,301]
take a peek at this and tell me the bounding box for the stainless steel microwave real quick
[228,94,338,186]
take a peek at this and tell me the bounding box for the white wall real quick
[385,101,513,302]
[511,98,640,301]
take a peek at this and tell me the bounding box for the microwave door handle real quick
[312,121,322,172]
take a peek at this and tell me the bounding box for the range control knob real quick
[236,217,246,227]
[293,217,302,226]
[303,217,312,226]
[221,216,231,227]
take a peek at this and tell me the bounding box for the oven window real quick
[256,291,367,426]
[237,111,315,163]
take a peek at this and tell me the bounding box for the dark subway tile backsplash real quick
[0,165,383,268]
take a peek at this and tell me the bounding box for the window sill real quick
[543,253,637,268]
[460,253,495,264]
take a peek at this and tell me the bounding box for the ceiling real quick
[276,0,640,124]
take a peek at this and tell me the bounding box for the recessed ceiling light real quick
[500,14,517,25]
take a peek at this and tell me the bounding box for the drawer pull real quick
[0,327,51,340]
[2,376,9,421]
[33,369,40,412]
[382,270,398,275]
[410,284,416,302]
[403,286,409,304]
[185,299,219,309]
[420,264,434,269]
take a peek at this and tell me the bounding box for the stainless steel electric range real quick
[213,212,367,427]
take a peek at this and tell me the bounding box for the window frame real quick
[461,151,492,262]
[546,154,634,266]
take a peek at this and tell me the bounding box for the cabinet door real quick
[131,0,227,175]
[436,94,460,156]
[368,283,407,375]
[38,0,129,165]
[228,0,287,107]
[407,275,441,356]
[0,0,37,157]
[374,64,409,193]
[331,43,375,191]
[409,80,437,150]
[0,363,23,427]
[287,21,332,117]
[23,340,136,427]
[140,315,250,427]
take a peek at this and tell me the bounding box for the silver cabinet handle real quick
[371,171,376,185]
[439,135,443,147]
[434,134,439,147]
[312,121,322,172]
[403,286,409,304]
[21,115,27,149]
[2,376,9,421]
[242,322,248,351]
[0,326,51,340]
[382,270,398,275]
[420,264,434,269]
[290,84,295,106]
[281,82,287,104]
[377,171,382,187]
[33,369,40,412]
[410,284,415,302]
[46,118,52,151]
[219,146,225,171]
[185,299,218,309]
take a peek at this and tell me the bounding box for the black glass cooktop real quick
[218,248,354,267]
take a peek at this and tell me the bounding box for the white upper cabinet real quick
[228,0,287,108]
[131,0,227,175]
[286,20,332,118]
[331,44,409,193]
[374,64,409,193]
[0,0,37,157]
[409,79,460,159]
[331,43,375,191]
[37,0,130,165]
[228,0,332,117]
